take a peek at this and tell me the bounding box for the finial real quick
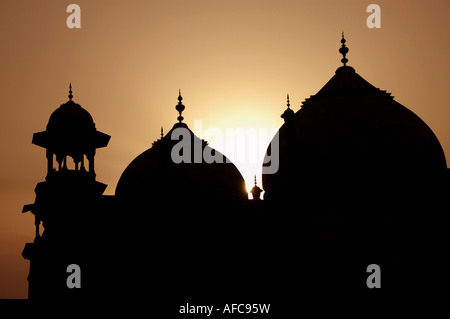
[250,175,263,201]
[175,90,185,123]
[281,93,295,121]
[339,32,349,66]
[68,83,73,100]
[161,126,164,139]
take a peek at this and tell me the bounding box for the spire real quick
[339,32,349,66]
[287,93,290,108]
[68,83,73,101]
[161,126,164,139]
[175,89,185,123]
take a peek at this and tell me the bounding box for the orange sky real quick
[1,0,449,298]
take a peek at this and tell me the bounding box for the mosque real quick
[21,35,448,308]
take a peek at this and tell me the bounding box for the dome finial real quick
[68,83,73,100]
[250,175,263,201]
[339,32,349,66]
[281,93,295,122]
[161,126,164,138]
[175,89,185,123]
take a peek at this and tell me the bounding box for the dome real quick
[263,42,446,199]
[47,100,95,132]
[116,124,247,202]
[32,85,110,152]
[116,93,247,204]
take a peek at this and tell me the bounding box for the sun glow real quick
[192,119,278,195]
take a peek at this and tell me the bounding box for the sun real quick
[198,124,276,198]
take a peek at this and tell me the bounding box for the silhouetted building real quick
[22,36,449,309]
[262,34,449,292]
[22,85,111,300]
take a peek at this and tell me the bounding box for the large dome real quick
[263,45,446,200]
[258,38,448,291]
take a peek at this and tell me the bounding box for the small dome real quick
[281,94,295,122]
[32,85,110,152]
[47,100,95,133]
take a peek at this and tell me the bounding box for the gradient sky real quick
[1,0,449,298]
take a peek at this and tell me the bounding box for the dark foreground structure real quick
[21,36,449,313]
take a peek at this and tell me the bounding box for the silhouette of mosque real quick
[22,35,448,308]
